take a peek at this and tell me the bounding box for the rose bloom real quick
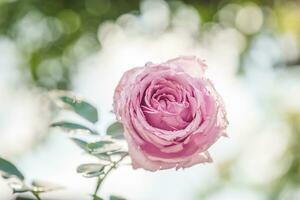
[113,56,228,171]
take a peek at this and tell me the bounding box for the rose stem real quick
[93,153,128,199]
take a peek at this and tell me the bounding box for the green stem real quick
[32,191,42,200]
[93,154,128,199]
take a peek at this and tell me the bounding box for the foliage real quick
[0,157,24,180]
[0,92,127,199]
[0,157,62,200]
[60,96,98,123]
[106,122,125,139]
[50,92,127,200]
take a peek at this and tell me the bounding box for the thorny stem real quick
[93,153,128,199]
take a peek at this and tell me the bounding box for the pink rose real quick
[113,56,228,171]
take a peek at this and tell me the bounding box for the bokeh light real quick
[0,0,300,199]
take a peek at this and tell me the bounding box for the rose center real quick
[141,80,194,131]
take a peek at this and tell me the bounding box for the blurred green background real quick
[0,0,299,89]
[0,0,300,199]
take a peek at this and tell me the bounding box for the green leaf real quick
[87,140,113,150]
[71,138,90,152]
[93,153,111,162]
[89,141,122,154]
[110,195,126,200]
[106,122,124,139]
[31,180,64,193]
[60,96,98,123]
[51,121,98,135]
[77,163,105,178]
[92,194,104,200]
[71,138,122,163]
[0,157,24,180]
[95,151,127,163]
[109,151,128,157]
